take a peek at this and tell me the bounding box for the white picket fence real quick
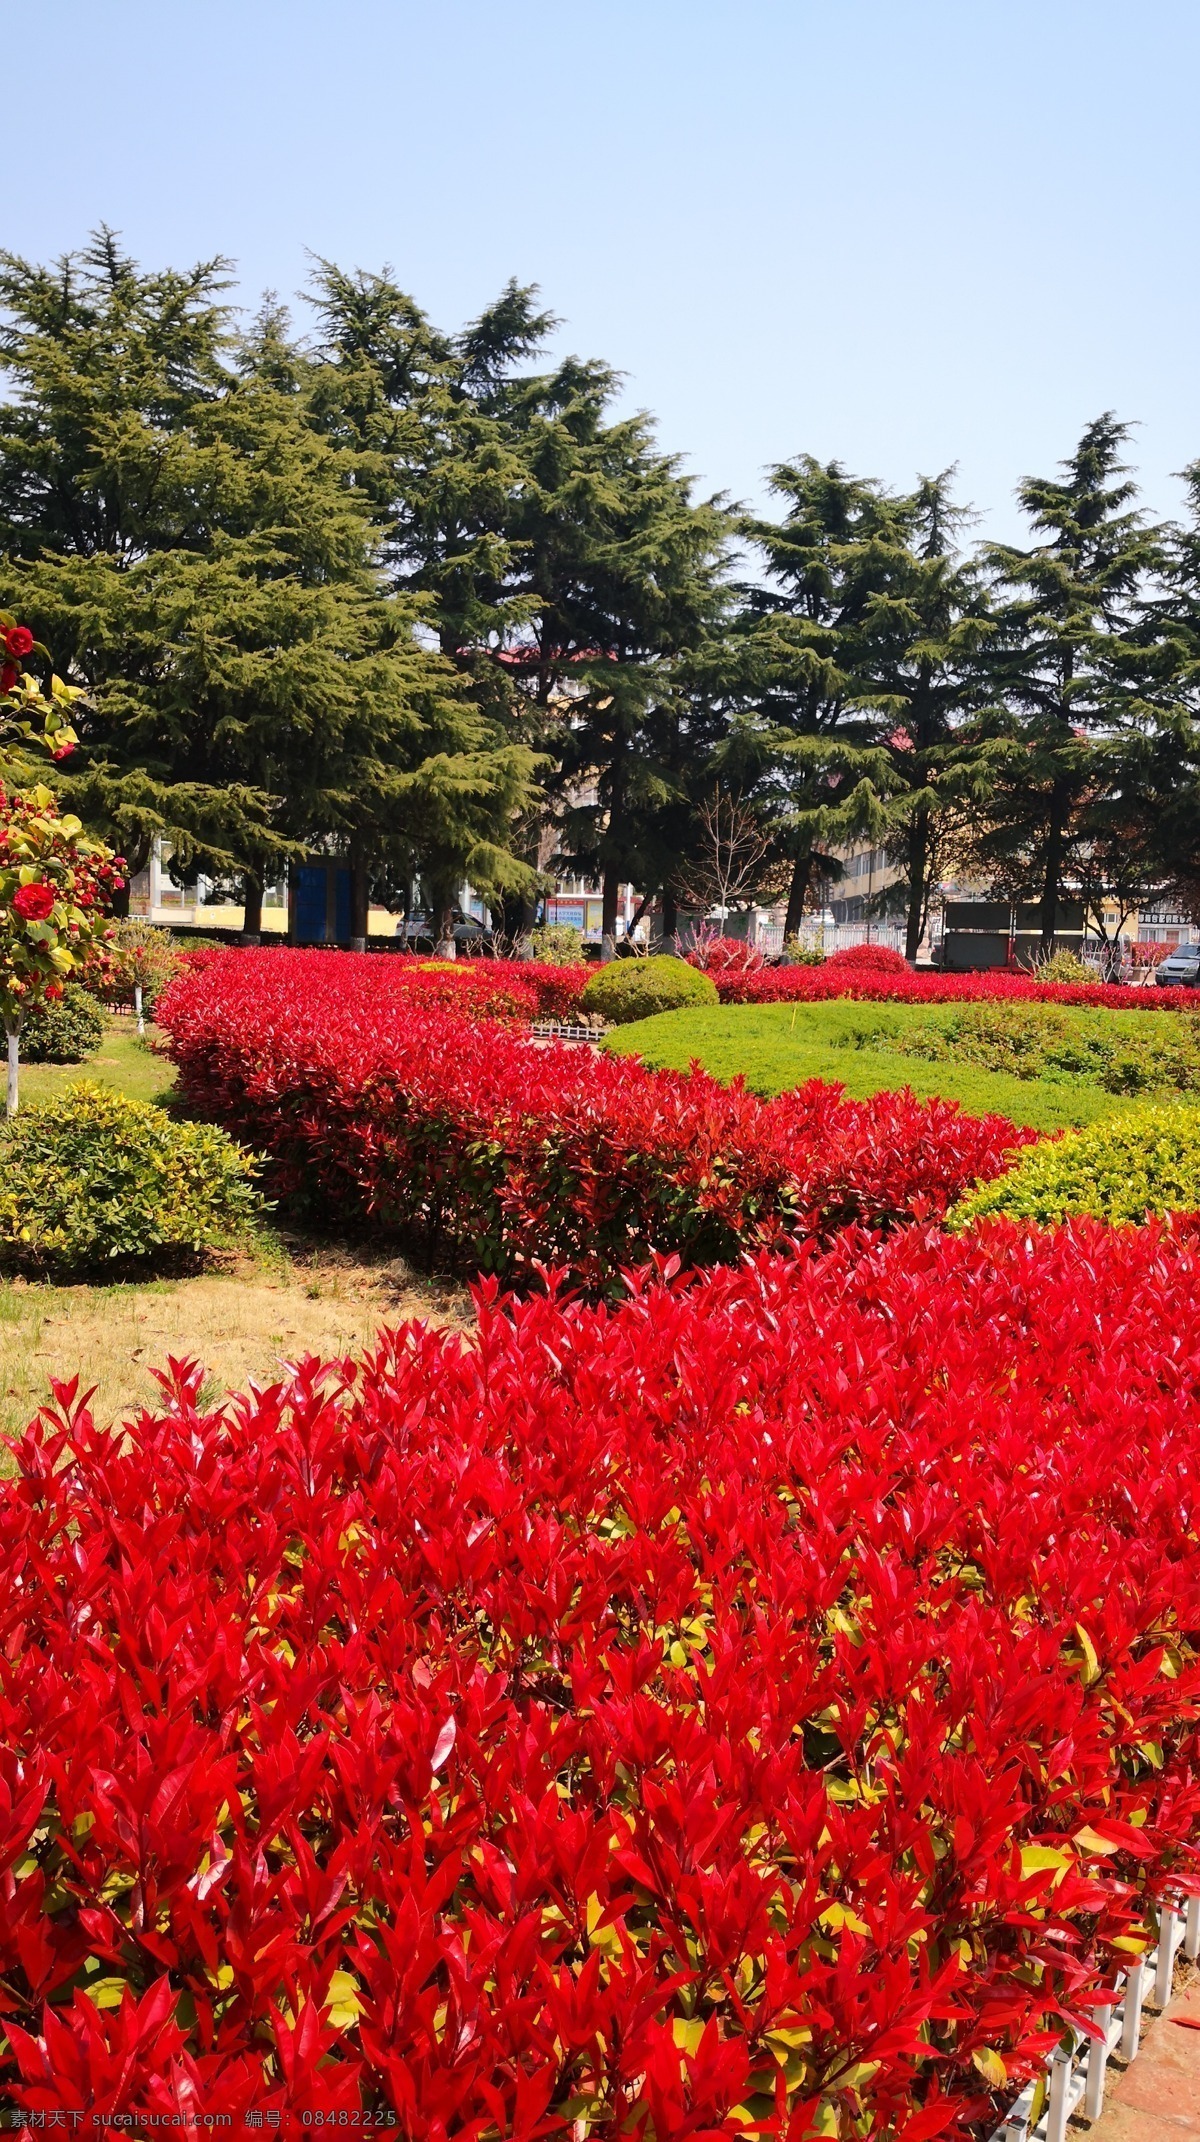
[989,1892,1200,2140]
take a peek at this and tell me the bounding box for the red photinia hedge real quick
[712,962,1200,1012]
[823,943,912,975]
[157,949,1032,1288]
[3,1222,1200,2129]
[174,946,587,1023]
[685,933,768,978]
[174,944,1200,1021]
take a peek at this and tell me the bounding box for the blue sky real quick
[10,0,1199,539]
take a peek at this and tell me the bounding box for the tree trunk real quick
[350,860,369,954]
[242,870,263,945]
[434,898,457,959]
[110,878,131,921]
[1040,781,1068,953]
[660,887,678,955]
[5,1016,21,1119]
[134,983,145,1036]
[625,891,653,946]
[905,804,930,964]
[600,867,620,962]
[783,848,813,941]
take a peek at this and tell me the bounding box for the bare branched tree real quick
[673,788,782,917]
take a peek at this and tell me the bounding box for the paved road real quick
[1088,1980,1200,2139]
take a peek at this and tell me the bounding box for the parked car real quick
[1155,943,1200,987]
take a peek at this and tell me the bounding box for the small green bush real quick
[107,919,181,1009]
[580,954,718,1026]
[21,983,107,1064]
[1027,947,1096,984]
[948,1100,1200,1229]
[529,923,586,965]
[0,1081,265,1276]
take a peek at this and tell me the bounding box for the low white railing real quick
[990,1893,1200,2141]
[527,1019,605,1045]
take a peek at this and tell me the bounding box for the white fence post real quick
[1045,2049,1071,2142]
[1155,1903,1181,2008]
[989,1894,1198,2139]
[1121,1955,1147,2059]
[1083,2006,1111,2121]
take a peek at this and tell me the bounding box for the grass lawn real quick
[19,1016,176,1108]
[0,1017,467,1455]
[604,999,1134,1132]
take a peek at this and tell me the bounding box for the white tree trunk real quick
[134,982,145,1035]
[6,1017,21,1119]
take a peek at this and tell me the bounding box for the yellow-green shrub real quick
[0,1081,264,1275]
[948,1100,1200,1228]
[580,955,718,1026]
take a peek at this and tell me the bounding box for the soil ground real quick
[1,1019,469,1455]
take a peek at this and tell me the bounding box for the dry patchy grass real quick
[0,1238,470,1454]
[1,1012,471,1459]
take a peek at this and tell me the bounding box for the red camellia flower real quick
[12,881,56,922]
[51,743,75,761]
[0,664,17,694]
[3,625,34,659]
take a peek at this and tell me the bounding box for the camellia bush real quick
[0,612,83,771]
[528,920,587,964]
[158,948,1033,1289]
[0,785,123,1114]
[2,1222,1200,2128]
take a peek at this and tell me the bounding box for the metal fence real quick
[771,921,908,958]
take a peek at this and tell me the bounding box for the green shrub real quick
[529,922,586,965]
[107,919,181,1009]
[1026,947,1096,984]
[892,1000,1200,1095]
[948,1100,1200,1228]
[21,983,107,1063]
[894,1002,1084,1080]
[0,1081,265,1276]
[580,954,718,1026]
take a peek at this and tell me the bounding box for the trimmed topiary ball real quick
[0,1081,265,1276]
[579,954,719,1026]
[21,982,106,1064]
